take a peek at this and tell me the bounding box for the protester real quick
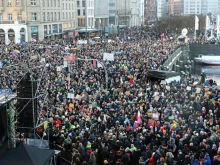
[1,26,220,165]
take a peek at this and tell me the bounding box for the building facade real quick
[76,0,94,29]
[144,0,157,23]
[94,0,109,30]
[0,0,76,43]
[169,0,184,16]
[201,0,218,15]
[109,0,116,25]
[157,0,169,19]
[183,0,218,15]
[115,0,143,26]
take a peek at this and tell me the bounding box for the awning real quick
[75,28,101,33]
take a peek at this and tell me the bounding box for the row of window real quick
[0,12,75,21]
[4,0,75,7]
[43,12,75,21]
[77,0,94,8]
[5,0,36,6]
[62,3,75,10]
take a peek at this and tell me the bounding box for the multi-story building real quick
[0,0,76,43]
[76,0,94,29]
[109,0,116,25]
[169,0,184,16]
[201,0,218,15]
[139,0,145,25]
[183,0,201,15]
[116,0,142,26]
[157,0,169,19]
[94,0,109,30]
[144,0,157,23]
[183,0,218,15]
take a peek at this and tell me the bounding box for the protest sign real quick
[103,53,114,61]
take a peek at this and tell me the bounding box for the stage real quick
[0,90,16,152]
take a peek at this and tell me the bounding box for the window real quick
[31,13,37,21]
[8,13,12,21]
[17,13,22,20]
[83,9,85,15]
[63,12,65,19]
[42,0,44,6]
[47,12,49,21]
[51,12,53,21]
[8,0,11,6]
[77,0,80,7]
[78,18,85,26]
[31,0,36,6]
[58,12,60,20]
[43,12,45,21]
[44,25,47,35]
[77,9,80,16]
[57,0,60,6]
[82,0,85,7]
[16,0,20,6]
[54,12,56,20]
[0,14,3,21]
[66,12,68,19]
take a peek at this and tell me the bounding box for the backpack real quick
[166,156,174,165]
[153,152,161,160]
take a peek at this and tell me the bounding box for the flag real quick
[136,111,142,124]
[195,15,199,31]
[6,39,11,45]
[31,37,36,42]
[206,15,210,30]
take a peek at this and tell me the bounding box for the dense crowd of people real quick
[1,26,220,165]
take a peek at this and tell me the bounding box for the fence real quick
[50,143,72,164]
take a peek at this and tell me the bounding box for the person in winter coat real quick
[148,153,156,165]
[177,150,185,165]
[89,152,97,165]
[165,152,174,165]
[192,159,199,165]
[158,157,166,165]
[204,154,211,165]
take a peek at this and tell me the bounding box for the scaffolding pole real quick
[8,101,16,148]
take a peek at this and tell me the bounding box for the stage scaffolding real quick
[3,63,49,148]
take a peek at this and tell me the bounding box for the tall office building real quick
[183,0,218,15]
[76,0,94,29]
[169,0,184,16]
[144,0,157,23]
[109,0,116,25]
[94,0,109,29]
[0,0,76,42]
[115,0,143,26]
[157,0,169,19]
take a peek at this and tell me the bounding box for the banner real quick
[206,15,210,30]
[78,40,87,45]
[195,15,199,31]
[103,53,114,61]
[217,15,220,38]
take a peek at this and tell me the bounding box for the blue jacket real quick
[204,156,211,165]
[192,159,199,165]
